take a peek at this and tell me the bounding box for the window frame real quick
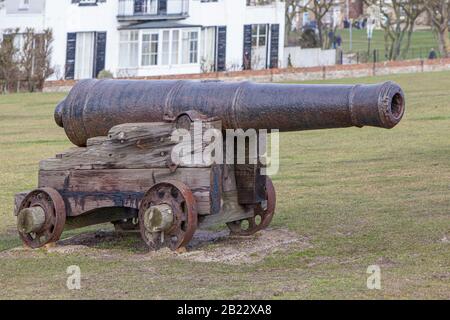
[142,28,200,68]
[119,30,139,68]
[171,30,180,65]
[119,28,201,69]
[251,24,268,49]
[18,0,30,10]
[182,29,199,65]
[141,31,159,66]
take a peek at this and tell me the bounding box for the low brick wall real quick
[43,58,450,93]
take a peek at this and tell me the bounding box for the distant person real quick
[343,19,350,29]
[428,48,437,60]
[336,34,342,48]
[362,18,367,29]
[328,30,335,48]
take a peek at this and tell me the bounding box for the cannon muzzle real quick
[55,79,405,147]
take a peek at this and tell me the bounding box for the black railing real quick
[246,0,275,6]
[118,0,189,18]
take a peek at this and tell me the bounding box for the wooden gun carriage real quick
[14,79,405,251]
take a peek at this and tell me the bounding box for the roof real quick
[119,21,202,30]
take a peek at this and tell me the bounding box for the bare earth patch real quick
[1,228,310,265]
[180,228,310,265]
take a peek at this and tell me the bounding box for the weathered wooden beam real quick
[38,167,220,216]
[40,121,222,171]
[20,120,257,228]
[232,132,267,205]
[86,136,107,147]
[199,191,254,228]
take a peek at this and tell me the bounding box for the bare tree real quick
[297,0,338,49]
[426,0,450,58]
[33,29,54,90]
[285,0,340,49]
[0,28,54,93]
[399,1,426,59]
[364,0,425,60]
[285,0,297,39]
[21,28,36,92]
[0,28,20,93]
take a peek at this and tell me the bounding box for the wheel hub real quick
[139,181,197,251]
[17,188,66,249]
[143,204,174,233]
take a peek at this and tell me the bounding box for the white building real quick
[0,0,285,80]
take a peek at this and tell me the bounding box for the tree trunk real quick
[385,30,395,60]
[437,27,450,58]
[317,20,324,49]
[392,22,407,61]
[401,20,415,60]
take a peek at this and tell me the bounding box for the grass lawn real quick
[0,71,449,299]
[337,29,446,60]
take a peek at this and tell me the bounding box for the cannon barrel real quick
[55,79,405,147]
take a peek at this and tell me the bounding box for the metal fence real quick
[339,47,442,65]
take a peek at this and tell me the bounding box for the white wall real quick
[44,0,120,79]
[0,0,45,32]
[5,0,45,14]
[0,0,119,80]
[0,0,286,79]
[186,0,285,70]
[283,47,336,68]
[244,1,285,69]
[120,0,285,75]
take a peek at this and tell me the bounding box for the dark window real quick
[270,24,280,69]
[217,26,227,72]
[65,33,77,80]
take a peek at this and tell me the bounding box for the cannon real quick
[15,79,405,251]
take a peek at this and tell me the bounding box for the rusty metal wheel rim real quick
[227,177,276,236]
[139,181,197,251]
[17,188,66,249]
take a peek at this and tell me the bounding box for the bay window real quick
[119,30,139,68]
[119,28,200,68]
[189,31,199,64]
[142,32,159,66]
[182,30,198,64]
[171,30,180,65]
[162,30,170,65]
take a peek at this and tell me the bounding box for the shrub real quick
[97,70,114,79]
